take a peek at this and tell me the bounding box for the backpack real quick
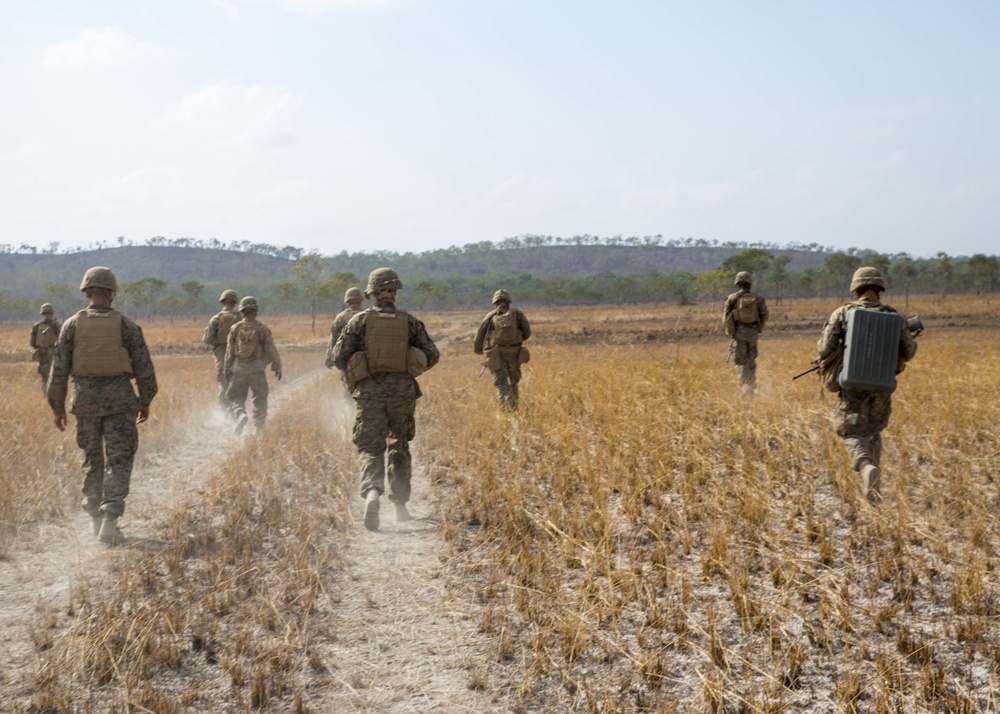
[492,310,520,345]
[235,322,262,360]
[735,293,760,324]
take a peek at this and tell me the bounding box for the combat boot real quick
[98,518,126,545]
[364,489,380,532]
[91,515,102,536]
[394,502,413,523]
[234,413,249,436]
[861,463,881,504]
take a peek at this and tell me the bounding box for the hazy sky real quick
[2,0,997,258]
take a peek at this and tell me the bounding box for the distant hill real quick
[1,244,827,299]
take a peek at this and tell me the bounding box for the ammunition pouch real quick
[517,346,530,365]
[724,312,737,337]
[407,346,429,377]
[345,351,370,391]
[31,347,43,362]
[484,345,502,373]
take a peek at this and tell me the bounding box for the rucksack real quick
[735,294,760,324]
[235,322,262,360]
[492,310,520,345]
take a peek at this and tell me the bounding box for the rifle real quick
[792,315,924,381]
[792,362,819,380]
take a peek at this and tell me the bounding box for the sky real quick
[1,0,997,259]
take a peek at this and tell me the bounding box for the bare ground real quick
[0,370,503,712]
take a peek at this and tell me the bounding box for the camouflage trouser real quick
[227,371,269,427]
[834,388,892,471]
[492,348,523,411]
[76,413,138,519]
[729,326,759,392]
[213,345,229,409]
[353,398,416,504]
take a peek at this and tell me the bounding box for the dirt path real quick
[0,371,503,712]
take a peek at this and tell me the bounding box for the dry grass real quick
[0,295,998,712]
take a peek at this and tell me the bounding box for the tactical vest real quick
[491,310,522,346]
[734,293,761,324]
[233,321,265,360]
[216,311,240,346]
[71,309,132,377]
[364,308,409,373]
[35,321,58,349]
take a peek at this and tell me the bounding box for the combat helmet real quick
[344,287,363,303]
[39,303,54,314]
[365,268,403,297]
[239,296,259,313]
[492,289,512,305]
[850,267,887,293]
[219,289,238,304]
[734,271,753,287]
[79,266,118,292]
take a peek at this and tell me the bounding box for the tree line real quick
[1,244,997,323]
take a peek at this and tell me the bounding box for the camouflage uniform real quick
[723,277,769,394]
[325,303,363,367]
[333,300,439,505]
[474,295,531,411]
[47,305,158,520]
[30,312,62,395]
[818,296,917,472]
[224,308,282,431]
[203,304,241,409]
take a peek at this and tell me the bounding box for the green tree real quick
[42,280,76,314]
[292,253,331,333]
[767,255,791,304]
[120,277,168,317]
[967,253,1000,300]
[891,253,918,310]
[823,252,862,296]
[934,252,952,304]
[720,249,774,290]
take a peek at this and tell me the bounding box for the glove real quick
[275,371,282,381]
[324,358,335,370]
[473,349,483,356]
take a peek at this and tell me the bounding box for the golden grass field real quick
[0,294,998,712]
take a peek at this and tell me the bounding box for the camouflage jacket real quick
[203,308,241,346]
[47,305,158,417]
[30,318,62,351]
[332,299,440,400]
[817,297,917,366]
[224,317,282,375]
[473,306,531,354]
[325,305,363,366]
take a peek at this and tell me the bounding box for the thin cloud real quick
[271,0,390,15]
[41,27,170,70]
[162,82,303,149]
[211,0,241,21]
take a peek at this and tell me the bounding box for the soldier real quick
[325,287,364,369]
[723,271,769,396]
[817,267,917,502]
[203,289,241,410]
[473,289,531,411]
[47,267,158,544]
[30,303,62,396]
[224,296,282,435]
[332,268,439,532]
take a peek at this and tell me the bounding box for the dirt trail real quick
[0,371,502,712]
